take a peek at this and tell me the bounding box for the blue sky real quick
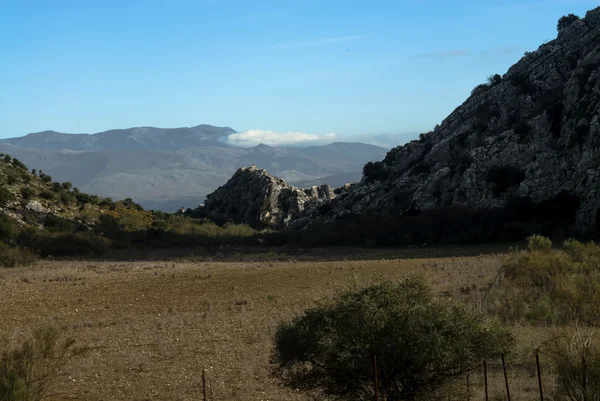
[0,0,597,144]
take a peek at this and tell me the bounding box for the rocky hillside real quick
[302,7,600,235]
[204,7,600,242]
[0,126,387,211]
[198,166,335,229]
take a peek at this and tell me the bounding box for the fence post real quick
[466,374,470,401]
[484,360,489,401]
[202,369,208,401]
[373,355,379,401]
[536,354,544,401]
[501,354,511,401]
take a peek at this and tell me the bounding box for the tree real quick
[487,74,503,87]
[273,277,514,401]
[558,14,580,32]
[363,161,390,183]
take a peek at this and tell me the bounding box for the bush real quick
[487,73,503,86]
[486,238,600,325]
[51,182,62,192]
[43,215,74,233]
[59,191,71,205]
[11,158,27,170]
[0,324,85,401]
[273,277,514,400]
[61,182,72,191]
[5,169,19,185]
[0,188,15,206]
[20,187,35,200]
[39,173,52,183]
[0,242,36,267]
[0,213,16,240]
[527,234,552,251]
[471,83,490,97]
[3,155,11,163]
[558,14,580,32]
[38,190,56,201]
[544,326,600,401]
[17,230,110,257]
[363,161,390,183]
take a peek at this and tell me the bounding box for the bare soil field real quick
[0,246,552,401]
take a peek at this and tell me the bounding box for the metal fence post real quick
[536,354,544,401]
[202,369,207,401]
[373,355,379,401]
[501,354,511,401]
[484,360,489,401]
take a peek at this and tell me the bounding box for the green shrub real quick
[38,190,56,200]
[99,198,116,210]
[273,277,514,400]
[3,155,11,163]
[544,327,600,401]
[486,239,600,325]
[17,230,110,257]
[527,234,553,251]
[51,182,62,192]
[0,242,36,267]
[557,14,580,32]
[20,187,35,200]
[43,215,74,233]
[471,83,490,97]
[39,173,52,183]
[487,73,503,86]
[5,169,19,185]
[61,182,72,191]
[11,158,27,170]
[59,191,71,205]
[0,188,15,207]
[363,161,390,183]
[0,324,85,400]
[0,213,16,240]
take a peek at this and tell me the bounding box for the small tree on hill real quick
[558,14,580,32]
[273,277,514,400]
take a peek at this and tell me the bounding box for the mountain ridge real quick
[200,6,600,244]
[0,125,388,211]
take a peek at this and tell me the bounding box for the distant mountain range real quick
[0,125,395,211]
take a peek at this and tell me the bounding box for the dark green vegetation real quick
[558,14,580,32]
[0,153,258,266]
[273,277,513,401]
[0,148,594,266]
[487,235,600,325]
[0,325,85,401]
[271,236,600,400]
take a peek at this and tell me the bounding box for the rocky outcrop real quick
[200,166,335,229]
[290,7,600,234]
[203,7,600,238]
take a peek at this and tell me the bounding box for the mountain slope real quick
[0,126,387,211]
[297,7,600,237]
[202,7,600,243]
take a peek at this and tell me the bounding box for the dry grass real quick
[0,246,553,401]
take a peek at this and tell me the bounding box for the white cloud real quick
[223,129,337,147]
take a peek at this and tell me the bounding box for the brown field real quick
[0,245,555,401]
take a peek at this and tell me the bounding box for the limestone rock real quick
[200,166,335,229]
